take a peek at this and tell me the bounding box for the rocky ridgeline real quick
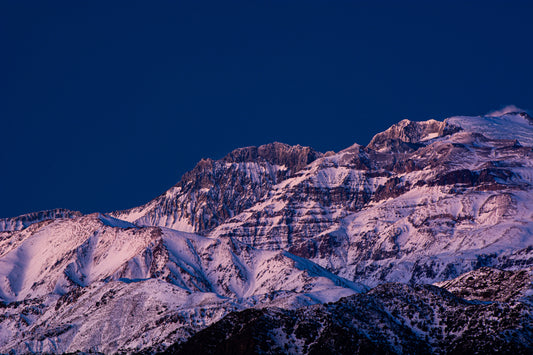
[0,208,82,231]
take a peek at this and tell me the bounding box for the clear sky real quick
[1,1,532,218]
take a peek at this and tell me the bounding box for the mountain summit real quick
[111,142,322,233]
[1,111,533,353]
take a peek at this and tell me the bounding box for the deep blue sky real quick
[1,1,532,218]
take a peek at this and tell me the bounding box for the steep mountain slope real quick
[0,213,362,353]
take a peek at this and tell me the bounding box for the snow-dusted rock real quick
[0,208,82,231]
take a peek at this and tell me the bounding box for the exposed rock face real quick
[221,142,320,172]
[367,118,459,151]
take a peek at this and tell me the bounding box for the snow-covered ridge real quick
[447,111,533,147]
[0,208,82,231]
[206,112,533,287]
[115,112,533,240]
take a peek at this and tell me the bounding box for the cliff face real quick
[366,118,459,151]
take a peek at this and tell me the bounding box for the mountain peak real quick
[367,118,458,151]
[221,142,322,172]
[112,142,323,233]
[447,111,533,147]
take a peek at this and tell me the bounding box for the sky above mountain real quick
[1,1,532,218]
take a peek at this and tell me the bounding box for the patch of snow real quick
[447,113,533,146]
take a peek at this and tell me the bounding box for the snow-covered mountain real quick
[1,110,533,353]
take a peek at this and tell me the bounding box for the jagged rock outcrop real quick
[367,118,460,151]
